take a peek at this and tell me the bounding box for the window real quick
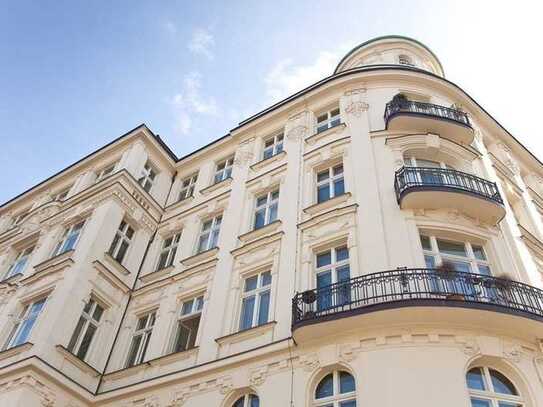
[197,215,221,253]
[171,296,203,353]
[239,271,272,331]
[314,370,356,406]
[108,220,135,264]
[316,107,341,133]
[96,163,116,182]
[405,157,460,186]
[52,221,85,257]
[262,133,284,160]
[3,298,47,350]
[138,161,157,193]
[398,54,414,66]
[316,246,350,311]
[125,311,156,367]
[253,189,279,230]
[67,298,104,361]
[178,173,198,202]
[233,394,260,407]
[157,232,181,270]
[214,157,234,184]
[52,186,71,201]
[4,246,34,280]
[420,234,492,276]
[466,367,523,407]
[317,164,345,203]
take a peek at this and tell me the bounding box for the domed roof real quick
[334,35,444,77]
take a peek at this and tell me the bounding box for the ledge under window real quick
[215,321,276,346]
[0,342,33,362]
[200,177,233,195]
[0,272,23,285]
[305,123,346,145]
[303,192,352,215]
[33,249,75,274]
[181,247,219,267]
[166,195,195,211]
[250,151,287,172]
[103,252,131,275]
[139,265,175,284]
[55,344,101,377]
[238,220,282,244]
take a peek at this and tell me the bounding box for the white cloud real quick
[188,28,215,60]
[172,71,218,135]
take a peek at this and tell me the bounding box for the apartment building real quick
[0,35,542,406]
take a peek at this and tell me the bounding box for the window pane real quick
[233,397,245,407]
[136,315,148,330]
[334,178,345,196]
[317,170,329,182]
[497,402,522,407]
[195,296,204,311]
[67,316,86,352]
[466,368,486,390]
[470,398,491,407]
[126,334,142,367]
[318,184,330,203]
[268,203,278,223]
[263,147,273,160]
[447,260,471,273]
[333,164,343,175]
[317,114,327,123]
[174,315,200,352]
[472,245,487,260]
[157,251,169,270]
[331,108,340,117]
[76,324,96,360]
[116,240,129,263]
[92,304,104,322]
[337,265,351,282]
[424,255,436,268]
[317,271,332,289]
[437,239,466,257]
[245,276,258,292]
[197,234,209,253]
[477,264,492,277]
[315,373,334,399]
[109,234,120,256]
[420,235,432,250]
[489,369,518,395]
[181,300,194,315]
[261,271,272,286]
[249,394,260,407]
[254,209,266,230]
[257,291,270,326]
[317,251,332,268]
[339,371,355,393]
[210,229,220,248]
[336,246,349,262]
[240,296,255,330]
[340,400,356,407]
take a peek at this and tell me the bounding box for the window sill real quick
[103,252,131,275]
[181,247,219,267]
[166,195,195,211]
[250,151,287,172]
[200,177,233,195]
[139,265,175,284]
[303,192,352,215]
[215,321,277,345]
[33,249,75,274]
[148,347,199,367]
[306,123,346,146]
[238,220,282,244]
[55,345,101,377]
[0,342,33,362]
[0,272,24,285]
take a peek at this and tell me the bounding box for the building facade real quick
[0,35,542,407]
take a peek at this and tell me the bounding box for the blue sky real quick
[1,1,542,204]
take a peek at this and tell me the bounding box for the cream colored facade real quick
[0,36,542,407]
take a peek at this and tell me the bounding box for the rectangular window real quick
[316,107,341,133]
[4,246,34,280]
[138,161,157,193]
[316,164,345,203]
[262,133,284,160]
[239,271,272,331]
[178,173,198,202]
[157,232,181,270]
[67,298,104,361]
[4,298,47,350]
[213,157,234,184]
[316,246,350,311]
[197,215,221,253]
[253,189,279,230]
[108,220,135,264]
[171,296,203,353]
[52,221,85,257]
[96,163,116,182]
[125,311,156,367]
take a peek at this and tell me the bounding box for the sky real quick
[1,1,542,204]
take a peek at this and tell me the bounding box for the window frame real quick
[138,161,157,193]
[196,215,222,253]
[108,219,135,264]
[178,173,198,202]
[239,271,272,331]
[232,394,260,407]
[156,232,181,271]
[125,310,156,368]
[316,163,345,204]
[466,366,524,407]
[67,298,105,361]
[314,370,356,407]
[213,156,234,184]
[3,297,47,350]
[316,107,341,134]
[253,189,279,230]
[170,295,204,353]
[262,132,284,160]
[4,245,34,279]
[52,221,86,257]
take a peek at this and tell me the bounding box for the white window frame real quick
[67,298,104,361]
[156,232,181,270]
[233,394,260,407]
[316,164,344,203]
[3,297,47,350]
[315,245,350,288]
[4,245,34,280]
[314,370,356,407]
[96,163,116,182]
[239,271,272,331]
[262,133,284,160]
[125,310,156,367]
[213,157,234,184]
[108,220,135,264]
[178,173,198,202]
[316,107,341,133]
[467,366,524,407]
[52,221,85,257]
[196,215,222,253]
[253,189,279,230]
[138,161,157,193]
[170,295,203,353]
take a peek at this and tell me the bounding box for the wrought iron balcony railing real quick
[292,268,543,327]
[394,166,503,205]
[384,98,471,128]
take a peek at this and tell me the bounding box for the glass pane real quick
[249,394,260,407]
[331,108,340,116]
[317,170,330,182]
[254,210,266,230]
[13,319,35,346]
[245,276,258,292]
[271,190,279,200]
[256,195,268,207]
[424,255,436,268]
[257,291,270,326]
[498,402,522,407]
[116,240,129,263]
[67,317,86,352]
[318,184,330,203]
[466,368,486,390]
[340,371,355,393]
[317,251,332,268]
[76,324,97,360]
[315,373,334,399]
[334,178,345,196]
[340,401,356,407]
[477,264,492,277]
[420,235,432,250]
[233,397,245,407]
[317,271,332,289]
[126,226,134,239]
[181,300,194,316]
[109,234,120,256]
[261,271,272,286]
[268,203,278,223]
[437,239,467,257]
[126,334,142,367]
[317,113,327,123]
[447,260,471,273]
[240,296,256,330]
[263,147,273,160]
[337,265,351,282]
[195,296,204,311]
[333,164,343,175]
[472,245,487,260]
[490,369,518,395]
[336,246,349,262]
[210,229,220,248]
[136,315,148,330]
[175,315,200,351]
[157,251,169,270]
[92,304,104,322]
[470,398,491,407]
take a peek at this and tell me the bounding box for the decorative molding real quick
[285,111,310,141]
[503,343,522,363]
[344,101,369,117]
[298,353,320,372]
[0,374,56,406]
[249,365,269,387]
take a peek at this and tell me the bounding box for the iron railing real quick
[384,99,471,128]
[292,268,543,327]
[394,166,503,205]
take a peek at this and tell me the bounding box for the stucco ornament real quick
[299,353,320,372]
[217,376,233,394]
[461,338,480,356]
[338,343,360,362]
[0,375,56,407]
[249,366,268,387]
[503,343,522,363]
[343,87,369,118]
[285,111,309,141]
[234,144,255,167]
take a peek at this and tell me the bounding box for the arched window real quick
[466,367,524,406]
[314,370,356,406]
[233,394,259,407]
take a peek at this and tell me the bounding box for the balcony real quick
[384,96,473,145]
[292,268,543,342]
[395,166,505,224]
